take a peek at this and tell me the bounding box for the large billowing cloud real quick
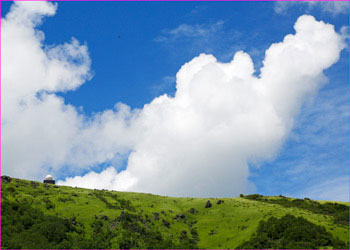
[2,1,345,197]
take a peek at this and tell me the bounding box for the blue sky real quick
[1,1,349,200]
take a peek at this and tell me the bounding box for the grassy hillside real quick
[1,176,349,249]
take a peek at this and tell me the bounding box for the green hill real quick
[1,176,349,249]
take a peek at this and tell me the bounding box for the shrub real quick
[43,198,55,210]
[243,194,349,225]
[1,200,81,249]
[7,187,16,193]
[238,214,348,249]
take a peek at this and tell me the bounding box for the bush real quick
[7,187,16,193]
[334,210,349,225]
[58,196,74,203]
[238,214,348,249]
[1,200,80,249]
[43,198,55,210]
[243,194,349,225]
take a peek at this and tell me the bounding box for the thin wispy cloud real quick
[154,20,243,62]
[187,5,208,17]
[150,76,176,96]
[155,20,226,43]
[274,1,349,16]
[294,176,349,202]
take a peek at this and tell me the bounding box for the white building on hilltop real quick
[43,175,55,184]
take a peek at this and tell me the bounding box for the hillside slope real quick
[1,177,349,249]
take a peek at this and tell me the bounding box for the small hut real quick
[43,175,55,184]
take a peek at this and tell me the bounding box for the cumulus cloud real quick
[2,1,345,197]
[2,1,133,179]
[274,1,349,16]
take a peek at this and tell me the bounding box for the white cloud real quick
[58,167,136,191]
[2,1,135,180]
[2,1,346,197]
[274,1,349,16]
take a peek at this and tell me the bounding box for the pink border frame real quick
[0,0,348,249]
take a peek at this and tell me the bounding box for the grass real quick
[2,177,349,249]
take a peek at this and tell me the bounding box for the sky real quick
[1,1,349,201]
